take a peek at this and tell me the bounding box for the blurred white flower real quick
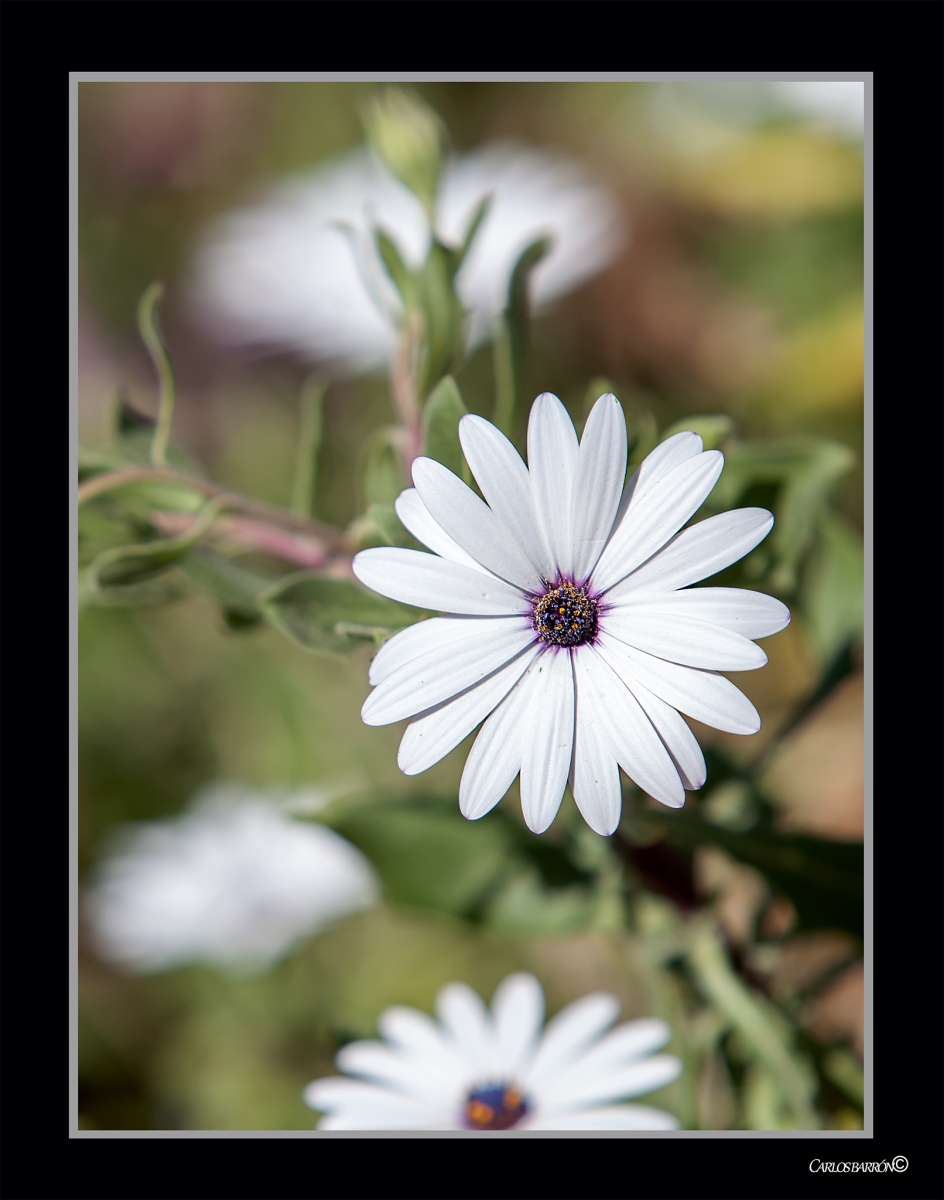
[304,971,681,1130]
[769,82,864,140]
[189,141,626,376]
[84,783,379,973]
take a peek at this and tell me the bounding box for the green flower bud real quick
[361,87,448,217]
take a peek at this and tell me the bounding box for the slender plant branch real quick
[290,377,326,517]
[390,311,425,478]
[77,465,353,552]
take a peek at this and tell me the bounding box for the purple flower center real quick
[531,580,599,647]
[462,1083,529,1130]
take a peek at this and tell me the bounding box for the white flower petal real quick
[458,651,550,820]
[600,607,768,671]
[570,393,627,583]
[394,489,495,576]
[555,1018,671,1084]
[490,973,546,1079]
[605,508,774,601]
[361,618,534,726]
[527,392,579,577]
[458,415,555,580]
[570,661,624,836]
[527,1104,679,1130]
[631,432,706,506]
[615,674,707,791]
[378,1006,467,1072]
[592,451,724,594]
[568,657,628,835]
[305,1077,447,1129]
[411,457,543,591]
[577,648,686,810]
[597,632,760,736]
[397,646,540,775]
[539,1054,682,1111]
[524,993,621,1091]
[602,432,705,557]
[335,1040,461,1106]
[369,615,507,686]
[519,650,574,834]
[352,547,529,616]
[435,982,500,1077]
[619,586,791,639]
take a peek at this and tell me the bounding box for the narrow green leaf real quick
[421,376,468,480]
[375,230,413,308]
[493,236,551,435]
[687,924,820,1129]
[801,509,864,667]
[457,195,491,268]
[260,573,421,654]
[359,426,407,508]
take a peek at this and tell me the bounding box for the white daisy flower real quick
[352,392,789,837]
[304,971,682,1130]
[189,141,625,375]
[84,784,380,973]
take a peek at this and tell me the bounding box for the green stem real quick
[136,283,176,467]
[290,377,326,516]
[686,923,819,1129]
[77,465,352,550]
[491,316,515,437]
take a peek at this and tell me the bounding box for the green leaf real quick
[686,924,820,1129]
[801,509,864,667]
[374,230,414,309]
[260,573,421,654]
[86,498,224,590]
[660,415,735,451]
[707,437,855,593]
[330,802,513,916]
[359,426,406,508]
[457,195,491,268]
[493,237,551,435]
[179,546,275,622]
[484,867,595,936]
[421,375,469,481]
[416,241,468,400]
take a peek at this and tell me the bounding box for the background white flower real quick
[84,783,380,973]
[189,141,626,375]
[353,393,790,837]
[304,971,681,1130]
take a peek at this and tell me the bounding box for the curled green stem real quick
[136,282,176,467]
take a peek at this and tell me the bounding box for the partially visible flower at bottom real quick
[83,783,380,974]
[304,972,682,1130]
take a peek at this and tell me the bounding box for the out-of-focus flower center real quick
[462,1083,529,1130]
[531,581,599,647]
